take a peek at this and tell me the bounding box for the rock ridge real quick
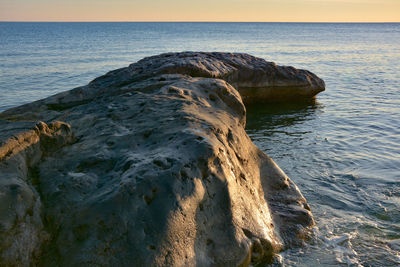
[0,52,320,266]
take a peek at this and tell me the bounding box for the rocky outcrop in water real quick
[0,52,322,266]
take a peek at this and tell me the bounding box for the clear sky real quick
[1,0,399,22]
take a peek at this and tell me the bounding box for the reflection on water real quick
[246,100,400,266]
[246,99,322,134]
[246,99,324,161]
[1,22,400,266]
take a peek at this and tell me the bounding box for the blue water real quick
[1,22,399,266]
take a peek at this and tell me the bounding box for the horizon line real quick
[1,20,399,23]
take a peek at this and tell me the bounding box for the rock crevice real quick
[0,121,73,266]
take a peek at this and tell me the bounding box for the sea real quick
[0,22,399,266]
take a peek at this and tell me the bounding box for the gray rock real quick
[0,52,319,266]
[0,120,73,266]
[130,52,325,103]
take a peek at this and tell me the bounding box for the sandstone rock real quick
[0,120,73,266]
[0,52,319,266]
[0,52,324,121]
[130,52,325,103]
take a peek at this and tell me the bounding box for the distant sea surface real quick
[1,22,399,266]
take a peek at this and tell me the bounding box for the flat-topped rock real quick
[130,52,325,103]
[0,52,325,121]
[0,52,319,266]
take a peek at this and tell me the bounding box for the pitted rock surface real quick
[0,53,320,266]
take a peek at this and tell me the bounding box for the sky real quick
[0,0,399,22]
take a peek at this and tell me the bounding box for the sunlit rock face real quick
[130,52,325,103]
[0,53,319,266]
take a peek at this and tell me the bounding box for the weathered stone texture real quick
[0,52,321,266]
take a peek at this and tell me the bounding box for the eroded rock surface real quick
[0,121,73,266]
[0,52,320,266]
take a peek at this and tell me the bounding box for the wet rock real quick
[0,52,318,266]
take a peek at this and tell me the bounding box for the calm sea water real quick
[1,22,399,266]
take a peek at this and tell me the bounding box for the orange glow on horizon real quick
[0,0,399,22]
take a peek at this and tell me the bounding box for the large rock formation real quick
[0,52,323,266]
